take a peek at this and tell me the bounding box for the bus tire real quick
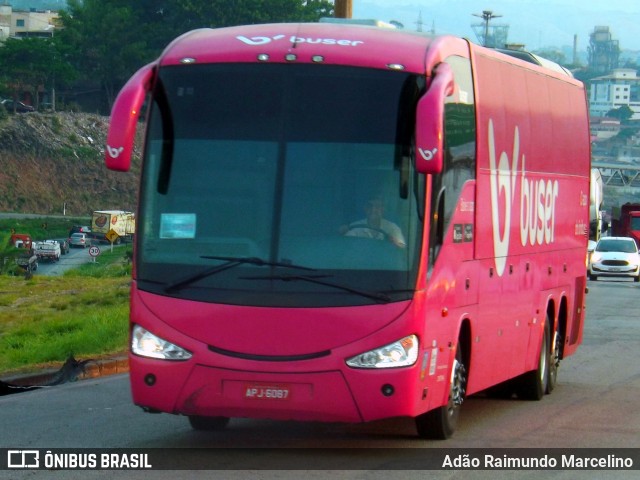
[188,415,230,431]
[516,321,550,401]
[415,346,467,439]
[546,320,561,394]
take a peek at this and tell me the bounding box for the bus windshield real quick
[137,63,424,307]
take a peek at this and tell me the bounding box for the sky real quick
[352,0,640,52]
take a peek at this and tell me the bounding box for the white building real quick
[589,68,640,120]
[0,4,58,41]
[590,116,621,141]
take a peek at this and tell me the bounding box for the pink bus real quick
[105,21,590,439]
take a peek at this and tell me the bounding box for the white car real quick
[588,236,640,282]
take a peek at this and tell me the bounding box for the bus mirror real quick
[415,63,454,175]
[105,64,155,172]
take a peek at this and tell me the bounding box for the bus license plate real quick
[245,384,290,400]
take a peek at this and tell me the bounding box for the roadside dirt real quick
[0,111,142,216]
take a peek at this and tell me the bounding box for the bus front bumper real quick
[129,356,429,423]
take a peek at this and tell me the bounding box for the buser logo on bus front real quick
[488,119,559,277]
[236,34,364,47]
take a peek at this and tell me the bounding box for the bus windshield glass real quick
[137,63,424,307]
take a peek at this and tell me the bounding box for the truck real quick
[10,233,33,250]
[612,203,640,247]
[8,235,37,274]
[89,210,135,244]
[34,240,61,262]
[15,250,38,274]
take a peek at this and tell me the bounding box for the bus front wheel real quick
[415,346,467,440]
[188,415,230,431]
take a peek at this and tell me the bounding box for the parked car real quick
[588,236,640,282]
[69,232,91,248]
[1,99,35,113]
[58,238,70,255]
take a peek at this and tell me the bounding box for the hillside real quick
[0,111,141,216]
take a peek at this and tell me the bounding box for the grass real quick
[0,216,91,242]
[0,246,133,376]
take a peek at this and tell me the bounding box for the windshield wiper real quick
[241,273,392,303]
[201,255,315,271]
[164,256,314,293]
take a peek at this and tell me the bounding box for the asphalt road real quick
[35,243,96,276]
[0,277,638,479]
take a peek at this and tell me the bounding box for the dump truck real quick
[612,203,640,247]
[89,210,135,244]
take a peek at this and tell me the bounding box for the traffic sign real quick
[89,245,101,257]
[105,229,120,244]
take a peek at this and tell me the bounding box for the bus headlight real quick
[131,325,192,360]
[346,335,418,369]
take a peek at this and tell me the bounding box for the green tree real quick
[58,0,334,112]
[155,0,333,33]
[58,0,149,111]
[606,105,634,123]
[0,37,75,109]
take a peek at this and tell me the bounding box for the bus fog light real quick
[132,325,192,361]
[346,335,418,369]
[381,384,394,396]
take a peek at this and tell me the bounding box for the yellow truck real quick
[89,210,135,244]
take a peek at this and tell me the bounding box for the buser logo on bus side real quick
[418,147,438,161]
[106,145,124,159]
[488,119,559,277]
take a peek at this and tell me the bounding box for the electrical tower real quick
[471,10,509,48]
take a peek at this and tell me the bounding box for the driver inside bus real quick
[341,196,406,248]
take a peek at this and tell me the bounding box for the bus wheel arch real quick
[415,320,471,440]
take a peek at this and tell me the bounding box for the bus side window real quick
[428,55,476,267]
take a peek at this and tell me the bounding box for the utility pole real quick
[472,10,501,47]
[334,0,352,19]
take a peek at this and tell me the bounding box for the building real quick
[0,4,59,41]
[589,69,640,120]
[590,116,621,141]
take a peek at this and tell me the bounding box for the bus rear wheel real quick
[516,320,550,400]
[547,323,561,394]
[188,415,230,431]
[415,346,467,439]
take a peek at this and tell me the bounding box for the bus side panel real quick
[472,50,590,261]
[469,48,589,389]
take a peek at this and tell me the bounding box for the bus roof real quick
[157,22,572,81]
[158,22,468,73]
